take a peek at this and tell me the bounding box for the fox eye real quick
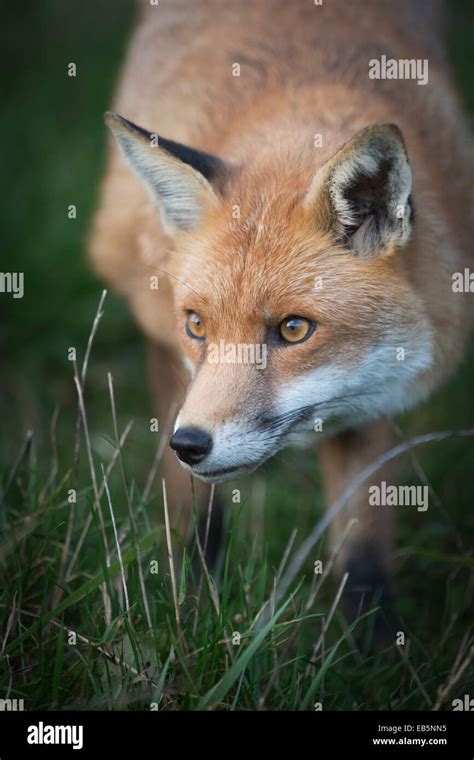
[185,311,206,340]
[279,316,314,344]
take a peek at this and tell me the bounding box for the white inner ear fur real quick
[308,126,413,258]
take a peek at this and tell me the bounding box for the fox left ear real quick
[104,112,229,233]
[304,123,413,258]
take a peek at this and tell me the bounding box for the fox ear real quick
[104,112,228,233]
[304,123,413,258]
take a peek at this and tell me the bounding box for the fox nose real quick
[169,426,212,465]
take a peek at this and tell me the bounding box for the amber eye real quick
[279,316,314,344]
[185,311,206,340]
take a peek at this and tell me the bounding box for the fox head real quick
[105,112,433,482]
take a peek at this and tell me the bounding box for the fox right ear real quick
[104,112,228,233]
[304,123,413,258]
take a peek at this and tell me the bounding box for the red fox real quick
[89,0,473,625]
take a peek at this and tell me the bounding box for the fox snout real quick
[168,410,269,482]
[167,357,278,481]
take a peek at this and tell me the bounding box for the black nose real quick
[169,426,212,465]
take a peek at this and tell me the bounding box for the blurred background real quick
[0,0,473,708]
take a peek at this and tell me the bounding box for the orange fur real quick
[89,0,473,604]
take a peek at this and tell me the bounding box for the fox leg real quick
[146,340,222,564]
[318,418,399,636]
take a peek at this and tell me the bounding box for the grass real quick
[1,0,474,710]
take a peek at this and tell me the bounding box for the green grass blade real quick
[4,528,161,656]
[197,590,296,710]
